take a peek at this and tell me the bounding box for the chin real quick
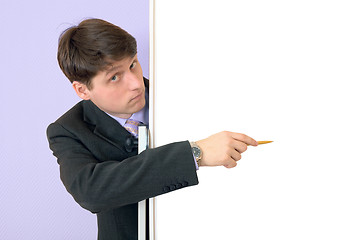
[136,99,146,112]
[128,100,144,114]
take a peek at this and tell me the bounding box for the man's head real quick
[58,18,137,89]
[57,18,145,118]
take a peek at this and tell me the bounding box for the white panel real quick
[138,126,149,240]
[154,0,360,239]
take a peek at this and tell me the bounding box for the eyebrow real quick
[104,55,137,76]
[105,65,124,77]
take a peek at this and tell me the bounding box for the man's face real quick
[76,54,145,119]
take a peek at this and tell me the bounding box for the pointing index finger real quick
[230,132,258,146]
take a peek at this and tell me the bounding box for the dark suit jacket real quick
[46,78,199,239]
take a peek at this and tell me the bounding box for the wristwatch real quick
[190,142,202,167]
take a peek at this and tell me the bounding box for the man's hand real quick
[196,131,258,168]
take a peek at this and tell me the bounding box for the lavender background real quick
[0,1,149,239]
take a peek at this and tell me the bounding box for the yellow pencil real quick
[257,141,273,145]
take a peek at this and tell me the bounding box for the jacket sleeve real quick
[46,122,199,213]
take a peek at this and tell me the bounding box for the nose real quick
[126,72,143,90]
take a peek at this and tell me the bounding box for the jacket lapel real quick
[82,100,131,151]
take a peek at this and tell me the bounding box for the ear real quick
[72,81,91,100]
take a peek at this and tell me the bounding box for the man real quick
[47,18,258,239]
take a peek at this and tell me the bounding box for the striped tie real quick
[124,119,141,138]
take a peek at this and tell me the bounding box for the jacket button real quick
[182,181,189,187]
[163,186,170,193]
[176,183,182,188]
[170,184,176,191]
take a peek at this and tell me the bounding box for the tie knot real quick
[126,119,140,126]
[124,119,141,137]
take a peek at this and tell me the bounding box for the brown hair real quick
[57,18,137,89]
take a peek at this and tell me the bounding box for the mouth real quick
[130,91,144,102]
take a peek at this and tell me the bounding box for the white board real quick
[153,0,360,239]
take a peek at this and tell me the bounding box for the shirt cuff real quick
[193,154,199,170]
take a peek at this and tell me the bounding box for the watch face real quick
[193,147,201,158]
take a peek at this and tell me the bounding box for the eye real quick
[130,61,137,69]
[110,75,118,81]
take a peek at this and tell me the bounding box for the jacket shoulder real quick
[46,101,88,138]
[55,101,84,124]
